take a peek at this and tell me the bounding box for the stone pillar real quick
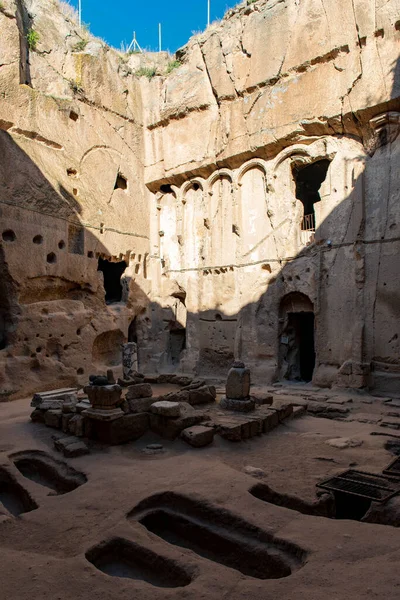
[220,360,255,412]
[122,342,138,379]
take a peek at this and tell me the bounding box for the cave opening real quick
[114,173,127,191]
[292,159,331,231]
[168,324,186,365]
[128,318,138,344]
[97,258,127,304]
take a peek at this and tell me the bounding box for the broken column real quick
[83,384,124,421]
[122,342,138,380]
[220,361,255,412]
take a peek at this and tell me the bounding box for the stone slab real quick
[151,401,181,418]
[92,413,149,444]
[54,436,80,452]
[220,397,256,412]
[149,405,204,440]
[44,409,62,429]
[82,408,124,422]
[381,418,400,431]
[63,441,89,458]
[68,414,85,437]
[30,408,45,423]
[127,396,156,414]
[126,383,153,400]
[181,425,214,448]
[31,388,78,407]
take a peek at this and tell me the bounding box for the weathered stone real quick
[151,401,181,418]
[30,408,45,423]
[149,403,204,440]
[44,409,62,429]
[181,425,214,448]
[259,408,280,433]
[126,383,153,400]
[118,376,144,387]
[54,435,79,452]
[173,376,193,386]
[40,400,64,411]
[122,343,138,380]
[254,394,273,406]
[31,388,78,408]
[269,399,294,421]
[82,408,124,421]
[120,400,130,414]
[75,400,91,414]
[244,466,266,478]
[88,375,109,386]
[326,437,363,449]
[226,361,251,399]
[63,441,89,458]
[62,402,77,414]
[127,396,156,414]
[217,420,243,442]
[188,386,216,406]
[220,397,255,412]
[381,418,400,431]
[68,414,85,437]
[91,413,149,444]
[62,413,74,433]
[182,380,207,390]
[84,385,122,409]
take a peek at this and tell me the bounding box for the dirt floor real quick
[2,387,400,600]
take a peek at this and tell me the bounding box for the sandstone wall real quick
[139,0,400,391]
[0,0,151,398]
[1,0,399,397]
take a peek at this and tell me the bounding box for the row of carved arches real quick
[156,141,342,272]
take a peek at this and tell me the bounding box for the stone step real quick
[215,401,294,442]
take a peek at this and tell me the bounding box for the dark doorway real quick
[292,159,331,230]
[168,326,186,365]
[128,318,138,343]
[287,312,315,381]
[97,258,127,304]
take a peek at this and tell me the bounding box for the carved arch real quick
[236,159,268,186]
[207,169,233,195]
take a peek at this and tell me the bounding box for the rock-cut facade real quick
[0,0,399,398]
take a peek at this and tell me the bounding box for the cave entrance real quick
[168,324,186,366]
[128,318,138,344]
[279,293,315,383]
[0,250,13,350]
[292,159,331,231]
[97,258,127,304]
[286,312,315,381]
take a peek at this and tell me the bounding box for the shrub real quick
[166,59,181,74]
[72,38,88,52]
[27,29,39,51]
[135,66,157,80]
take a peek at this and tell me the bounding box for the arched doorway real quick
[279,293,315,382]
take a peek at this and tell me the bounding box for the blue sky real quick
[67,0,241,53]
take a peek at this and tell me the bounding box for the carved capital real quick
[369,111,400,151]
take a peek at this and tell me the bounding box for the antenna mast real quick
[128,31,143,53]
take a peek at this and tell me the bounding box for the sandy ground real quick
[1,392,400,600]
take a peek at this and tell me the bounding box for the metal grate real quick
[383,457,400,478]
[317,470,400,502]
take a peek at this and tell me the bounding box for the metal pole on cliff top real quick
[78,0,81,27]
[159,23,162,52]
[207,0,210,26]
